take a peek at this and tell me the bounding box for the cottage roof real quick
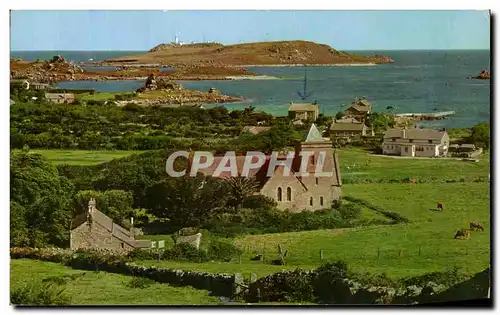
[288,103,319,112]
[45,93,75,100]
[305,124,324,142]
[241,126,271,135]
[330,122,366,132]
[335,117,361,124]
[383,128,447,141]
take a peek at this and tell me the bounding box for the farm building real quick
[70,198,150,253]
[329,117,373,139]
[288,102,320,122]
[45,93,76,104]
[344,97,371,122]
[382,128,450,157]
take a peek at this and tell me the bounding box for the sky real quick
[10,10,490,51]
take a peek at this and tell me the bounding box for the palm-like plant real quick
[224,177,259,211]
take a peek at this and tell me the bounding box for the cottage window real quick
[121,243,124,249]
[392,139,396,142]
[310,197,313,206]
[405,147,408,153]
[409,139,413,143]
[287,187,292,201]
[277,187,282,201]
[311,155,315,166]
[428,140,432,144]
[320,197,324,206]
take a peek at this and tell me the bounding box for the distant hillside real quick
[105,40,394,66]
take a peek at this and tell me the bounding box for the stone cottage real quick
[344,97,371,122]
[191,124,342,212]
[70,198,150,252]
[330,117,373,139]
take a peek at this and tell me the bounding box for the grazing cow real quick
[454,229,471,239]
[410,179,416,184]
[470,222,484,231]
[437,202,444,211]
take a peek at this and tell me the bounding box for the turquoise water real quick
[14,50,490,128]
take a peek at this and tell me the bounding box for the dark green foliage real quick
[10,281,72,305]
[469,122,490,150]
[248,269,316,302]
[337,203,362,221]
[343,196,410,223]
[163,243,210,262]
[10,152,74,247]
[127,277,155,289]
[335,111,344,120]
[73,190,134,227]
[206,238,243,262]
[365,112,395,133]
[400,267,466,288]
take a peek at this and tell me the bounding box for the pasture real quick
[13,149,143,165]
[10,259,221,305]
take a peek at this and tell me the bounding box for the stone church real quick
[193,124,342,212]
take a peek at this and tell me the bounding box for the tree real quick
[144,176,229,232]
[10,152,74,247]
[335,111,344,120]
[469,122,490,150]
[224,177,259,211]
[74,190,134,227]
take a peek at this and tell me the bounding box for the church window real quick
[277,187,282,201]
[316,177,319,185]
[320,196,324,206]
[286,187,292,201]
[310,197,313,206]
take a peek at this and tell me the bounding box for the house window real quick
[315,177,319,185]
[310,197,313,206]
[405,147,408,153]
[409,139,413,143]
[311,155,315,166]
[121,243,124,249]
[277,187,282,201]
[428,140,432,144]
[286,187,292,201]
[392,139,396,142]
[320,197,324,206]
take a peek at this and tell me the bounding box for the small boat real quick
[88,58,94,61]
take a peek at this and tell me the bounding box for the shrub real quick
[207,238,243,262]
[337,204,362,221]
[10,281,72,305]
[163,243,209,262]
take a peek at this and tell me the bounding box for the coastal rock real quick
[468,70,490,80]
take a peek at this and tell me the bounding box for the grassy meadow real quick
[10,259,221,305]
[12,149,143,165]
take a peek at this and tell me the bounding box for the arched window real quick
[286,187,292,201]
[315,177,319,185]
[277,187,282,202]
[310,197,313,206]
[320,196,324,206]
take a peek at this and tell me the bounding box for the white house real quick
[382,128,450,157]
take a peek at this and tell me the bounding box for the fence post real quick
[320,249,323,261]
[465,247,468,255]
[377,248,380,261]
[418,246,421,256]
[398,249,402,257]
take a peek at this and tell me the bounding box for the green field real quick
[336,148,489,181]
[10,259,221,305]
[132,182,489,279]
[14,149,143,165]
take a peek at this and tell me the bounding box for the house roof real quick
[335,117,361,124]
[45,93,75,100]
[330,122,366,132]
[347,104,370,113]
[71,205,150,249]
[383,128,447,141]
[288,103,319,112]
[241,126,271,135]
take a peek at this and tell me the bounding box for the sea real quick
[10,50,491,128]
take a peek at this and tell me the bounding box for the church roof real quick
[305,124,324,142]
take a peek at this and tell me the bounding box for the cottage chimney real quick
[130,217,134,237]
[88,198,96,214]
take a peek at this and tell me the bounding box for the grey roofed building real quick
[383,128,447,141]
[330,122,365,132]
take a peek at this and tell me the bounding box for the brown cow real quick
[454,229,471,239]
[437,202,444,211]
[470,222,484,231]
